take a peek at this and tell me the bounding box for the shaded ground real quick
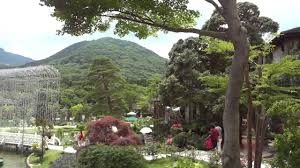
[240,135,275,160]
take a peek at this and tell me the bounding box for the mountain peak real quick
[0,48,33,66]
[27,37,167,84]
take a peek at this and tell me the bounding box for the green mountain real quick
[0,48,33,66]
[28,37,167,86]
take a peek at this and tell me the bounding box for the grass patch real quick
[29,150,63,168]
[146,158,209,168]
[146,158,174,168]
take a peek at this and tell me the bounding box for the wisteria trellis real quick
[0,65,60,131]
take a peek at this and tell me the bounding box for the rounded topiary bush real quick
[77,145,146,168]
[51,153,76,168]
[173,132,188,148]
[186,133,204,150]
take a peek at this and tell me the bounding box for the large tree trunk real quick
[222,45,249,168]
[221,9,249,168]
[222,44,248,168]
[219,1,250,167]
[104,83,113,113]
[107,96,113,114]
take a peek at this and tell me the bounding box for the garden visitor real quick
[137,111,141,118]
[209,124,219,148]
[215,125,223,152]
[204,136,213,150]
[166,134,173,145]
[77,131,85,147]
[204,124,219,150]
[79,131,84,141]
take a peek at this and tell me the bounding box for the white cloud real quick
[0,0,60,33]
[0,0,299,60]
[0,0,60,59]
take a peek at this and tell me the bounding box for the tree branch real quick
[205,0,223,15]
[162,26,229,41]
[102,13,229,41]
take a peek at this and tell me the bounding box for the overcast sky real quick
[0,0,299,60]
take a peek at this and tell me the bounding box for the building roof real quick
[271,27,300,45]
[281,27,300,34]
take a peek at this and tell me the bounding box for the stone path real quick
[144,150,271,168]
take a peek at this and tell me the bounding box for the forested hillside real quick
[28,37,167,86]
[26,37,167,110]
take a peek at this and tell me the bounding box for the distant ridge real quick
[0,48,33,66]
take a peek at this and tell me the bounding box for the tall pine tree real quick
[88,57,125,116]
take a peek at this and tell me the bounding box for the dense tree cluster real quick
[160,37,232,122]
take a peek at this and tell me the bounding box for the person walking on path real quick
[215,125,223,152]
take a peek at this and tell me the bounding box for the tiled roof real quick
[271,27,300,45]
[282,27,300,34]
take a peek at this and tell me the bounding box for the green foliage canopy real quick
[40,0,199,38]
[203,2,279,45]
[253,57,300,109]
[160,37,232,107]
[267,99,300,127]
[77,145,146,168]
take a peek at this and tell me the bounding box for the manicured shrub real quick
[170,127,183,136]
[143,143,160,156]
[142,143,178,155]
[77,145,146,168]
[51,153,76,168]
[182,122,199,132]
[76,124,85,131]
[186,133,204,150]
[173,132,188,148]
[132,116,153,131]
[31,143,43,157]
[271,128,300,168]
[87,116,141,145]
[153,122,169,139]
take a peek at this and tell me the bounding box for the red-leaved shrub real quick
[87,116,141,145]
[111,136,136,146]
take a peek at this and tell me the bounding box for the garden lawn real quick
[29,150,63,168]
[146,158,209,168]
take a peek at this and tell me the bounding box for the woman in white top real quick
[215,125,222,152]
